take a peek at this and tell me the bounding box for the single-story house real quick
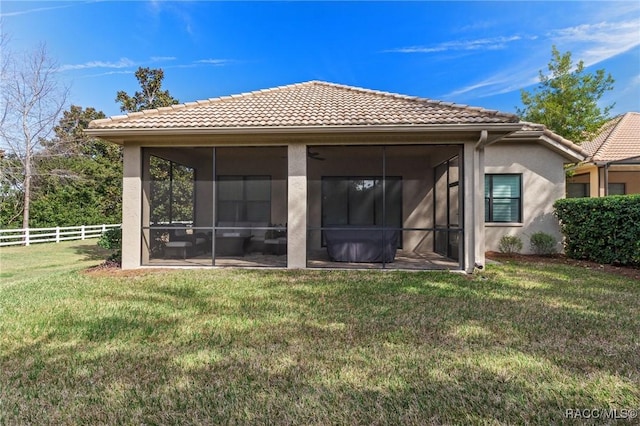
[86,81,586,272]
[567,112,640,197]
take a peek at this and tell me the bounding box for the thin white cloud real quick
[195,59,233,66]
[151,56,177,62]
[0,3,77,17]
[456,20,497,33]
[60,58,136,72]
[386,36,525,54]
[60,56,233,77]
[549,19,640,66]
[445,72,539,99]
[443,16,640,101]
[75,70,134,79]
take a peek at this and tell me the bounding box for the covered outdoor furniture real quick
[164,227,209,258]
[215,222,268,256]
[215,233,251,256]
[324,229,399,263]
[164,241,191,259]
[263,237,287,255]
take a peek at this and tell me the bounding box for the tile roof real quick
[582,112,640,162]
[516,122,589,158]
[89,80,520,130]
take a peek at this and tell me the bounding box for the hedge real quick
[554,194,640,266]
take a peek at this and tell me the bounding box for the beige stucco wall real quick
[121,143,143,270]
[609,170,640,194]
[287,143,307,268]
[484,142,567,254]
[120,133,564,271]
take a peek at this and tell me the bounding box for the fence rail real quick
[0,224,121,247]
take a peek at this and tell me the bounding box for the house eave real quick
[85,123,523,139]
[502,130,586,163]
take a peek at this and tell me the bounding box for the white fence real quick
[0,224,121,247]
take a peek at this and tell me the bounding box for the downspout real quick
[475,130,488,149]
[473,130,488,271]
[604,163,610,196]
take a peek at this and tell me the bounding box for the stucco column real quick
[597,166,606,197]
[287,143,307,268]
[121,143,142,269]
[474,146,485,270]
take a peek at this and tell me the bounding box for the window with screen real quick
[485,174,522,223]
[217,176,271,223]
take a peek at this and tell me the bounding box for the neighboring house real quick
[567,112,640,197]
[86,81,586,272]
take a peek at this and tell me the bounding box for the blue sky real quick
[2,1,639,118]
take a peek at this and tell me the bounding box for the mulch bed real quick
[83,260,172,278]
[83,255,639,281]
[486,252,640,281]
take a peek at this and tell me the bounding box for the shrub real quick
[529,232,557,256]
[554,195,640,266]
[97,227,122,263]
[499,235,523,255]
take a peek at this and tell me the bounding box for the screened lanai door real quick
[307,144,463,270]
[434,155,462,262]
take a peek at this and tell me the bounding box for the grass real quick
[1,240,639,425]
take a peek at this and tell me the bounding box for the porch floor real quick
[144,250,459,270]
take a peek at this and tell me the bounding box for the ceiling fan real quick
[307,149,325,161]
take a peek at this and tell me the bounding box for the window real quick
[485,174,522,223]
[608,183,625,195]
[322,177,402,244]
[567,182,590,198]
[149,156,194,225]
[217,176,271,223]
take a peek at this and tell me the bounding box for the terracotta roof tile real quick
[89,81,520,130]
[582,112,640,162]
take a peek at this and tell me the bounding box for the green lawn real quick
[1,240,638,425]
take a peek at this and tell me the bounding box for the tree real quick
[517,46,615,144]
[0,41,68,230]
[115,67,179,113]
[0,153,24,227]
[29,105,123,227]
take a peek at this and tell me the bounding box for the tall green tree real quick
[115,67,179,113]
[28,106,123,227]
[517,46,615,144]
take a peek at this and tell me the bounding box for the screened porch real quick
[306,144,464,270]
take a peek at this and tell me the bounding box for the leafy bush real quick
[499,235,523,255]
[554,195,640,266]
[97,227,122,263]
[529,232,557,256]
